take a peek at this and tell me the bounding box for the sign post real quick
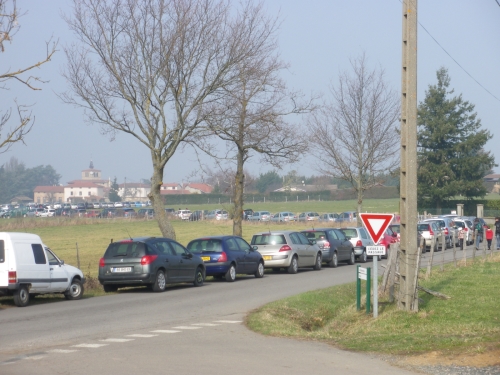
[356,265,371,314]
[360,213,394,318]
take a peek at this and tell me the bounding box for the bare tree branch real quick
[309,53,400,225]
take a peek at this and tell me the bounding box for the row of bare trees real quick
[2,0,400,239]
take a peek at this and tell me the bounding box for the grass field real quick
[246,254,500,357]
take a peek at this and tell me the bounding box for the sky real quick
[1,0,499,186]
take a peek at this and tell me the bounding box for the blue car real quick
[186,236,264,282]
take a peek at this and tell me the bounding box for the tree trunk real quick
[356,173,363,227]
[232,150,245,237]
[148,161,176,240]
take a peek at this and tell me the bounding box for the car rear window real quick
[417,224,430,231]
[104,241,154,258]
[187,239,223,253]
[302,231,327,240]
[340,229,357,238]
[251,234,286,245]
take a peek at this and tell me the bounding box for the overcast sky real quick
[1,0,499,186]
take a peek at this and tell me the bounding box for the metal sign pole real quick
[373,253,378,318]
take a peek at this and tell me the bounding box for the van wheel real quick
[13,285,30,307]
[65,279,84,300]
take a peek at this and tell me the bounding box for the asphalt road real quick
[0,242,487,375]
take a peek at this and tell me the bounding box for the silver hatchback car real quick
[339,227,375,263]
[251,231,322,274]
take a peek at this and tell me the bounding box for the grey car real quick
[270,212,295,222]
[301,228,355,267]
[338,227,375,263]
[251,230,322,274]
[318,213,339,222]
[422,218,457,248]
[98,237,205,292]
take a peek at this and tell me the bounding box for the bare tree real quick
[0,0,57,153]
[309,54,399,225]
[198,4,313,236]
[61,0,278,239]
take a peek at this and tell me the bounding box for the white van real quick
[0,232,85,307]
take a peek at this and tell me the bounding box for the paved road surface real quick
[0,243,485,374]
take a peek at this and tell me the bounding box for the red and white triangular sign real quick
[359,213,394,244]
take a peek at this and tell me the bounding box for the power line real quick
[400,0,500,103]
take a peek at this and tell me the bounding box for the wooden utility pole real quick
[398,0,419,311]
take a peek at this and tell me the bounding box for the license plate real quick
[111,267,132,273]
[201,256,211,262]
[263,255,272,261]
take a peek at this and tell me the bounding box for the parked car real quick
[186,236,264,281]
[39,208,56,217]
[336,211,357,222]
[189,210,204,221]
[454,218,474,245]
[93,202,102,209]
[137,208,154,218]
[84,210,101,218]
[249,211,271,222]
[0,232,85,307]
[122,202,132,208]
[113,202,124,208]
[98,237,205,292]
[319,213,339,222]
[417,221,443,252]
[301,228,356,267]
[339,227,375,263]
[297,212,319,222]
[389,224,400,240]
[165,208,176,217]
[206,209,228,220]
[243,209,254,220]
[251,230,322,274]
[177,209,192,220]
[421,218,457,248]
[379,226,399,258]
[270,212,295,222]
[100,208,118,217]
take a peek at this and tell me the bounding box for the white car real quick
[177,210,192,220]
[39,209,56,217]
[0,232,85,307]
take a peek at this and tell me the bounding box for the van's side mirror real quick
[252,245,258,251]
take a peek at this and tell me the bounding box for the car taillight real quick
[8,271,16,284]
[356,240,362,247]
[99,258,105,267]
[279,245,292,252]
[464,228,468,231]
[323,241,330,248]
[444,228,449,235]
[140,255,158,265]
[429,227,434,236]
[217,252,227,262]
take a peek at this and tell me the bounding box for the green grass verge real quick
[247,255,500,355]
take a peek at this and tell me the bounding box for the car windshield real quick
[104,241,153,258]
[187,239,223,253]
[340,228,357,238]
[302,231,327,241]
[251,234,286,245]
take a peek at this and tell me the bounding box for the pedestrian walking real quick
[457,225,465,251]
[485,225,493,250]
[474,219,483,249]
[495,217,500,250]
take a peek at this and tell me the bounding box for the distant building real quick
[118,182,151,201]
[34,186,65,204]
[184,183,213,194]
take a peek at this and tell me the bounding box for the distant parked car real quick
[417,221,443,252]
[98,237,205,292]
[454,218,474,245]
[251,230,322,274]
[206,209,228,220]
[270,212,295,222]
[319,213,339,222]
[137,208,154,218]
[243,209,254,220]
[248,211,271,222]
[114,202,124,208]
[177,209,192,220]
[297,212,319,222]
[189,210,204,221]
[301,228,355,267]
[421,218,457,248]
[336,211,357,222]
[186,236,264,281]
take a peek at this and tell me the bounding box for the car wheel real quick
[328,251,338,268]
[313,253,322,270]
[13,285,30,307]
[348,250,355,265]
[103,284,118,293]
[64,279,84,300]
[152,270,167,292]
[255,261,265,278]
[225,264,236,282]
[193,267,204,287]
[359,250,367,263]
[287,256,298,274]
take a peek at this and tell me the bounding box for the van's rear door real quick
[0,239,7,288]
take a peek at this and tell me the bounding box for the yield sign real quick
[359,213,394,244]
